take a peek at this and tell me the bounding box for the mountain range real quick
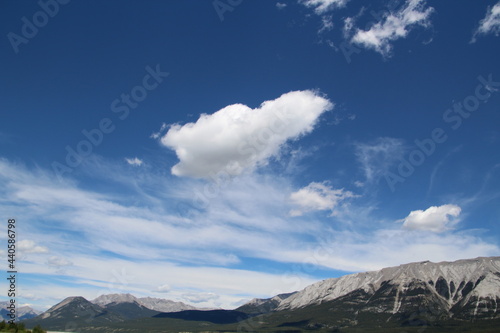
[0,303,41,321]
[21,294,198,331]
[21,256,500,332]
[277,256,500,316]
[92,293,198,312]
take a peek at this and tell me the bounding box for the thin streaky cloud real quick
[426,145,462,198]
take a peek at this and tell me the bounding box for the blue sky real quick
[1,0,500,310]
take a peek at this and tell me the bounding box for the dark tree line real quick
[0,320,45,333]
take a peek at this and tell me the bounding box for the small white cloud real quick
[150,122,168,139]
[351,0,434,56]
[400,204,461,233]
[300,0,349,15]
[276,2,287,10]
[472,2,500,43]
[329,110,356,125]
[324,39,337,50]
[353,180,364,188]
[125,157,143,166]
[289,182,356,216]
[355,137,405,183]
[46,256,73,268]
[17,240,49,254]
[161,90,332,178]
[319,15,334,32]
[343,16,355,38]
[155,284,171,293]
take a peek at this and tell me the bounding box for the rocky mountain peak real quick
[92,293,139,306]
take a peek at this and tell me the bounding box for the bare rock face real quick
[259,257,500,323]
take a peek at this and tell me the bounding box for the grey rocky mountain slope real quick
[236,292,296,314]
[0,302,41,321]
[269,256,500,321]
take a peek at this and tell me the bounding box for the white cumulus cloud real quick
[161,90,332,178]
[472,1,500,42]
[401,204,461,233]
[351,0,434,56]
[289,182,356,216]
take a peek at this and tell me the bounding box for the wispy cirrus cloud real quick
[0,158,321,308]
[354,137,406,183]
[312,226,499,272]
[46,256,73,270]
[0,156,498,309]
